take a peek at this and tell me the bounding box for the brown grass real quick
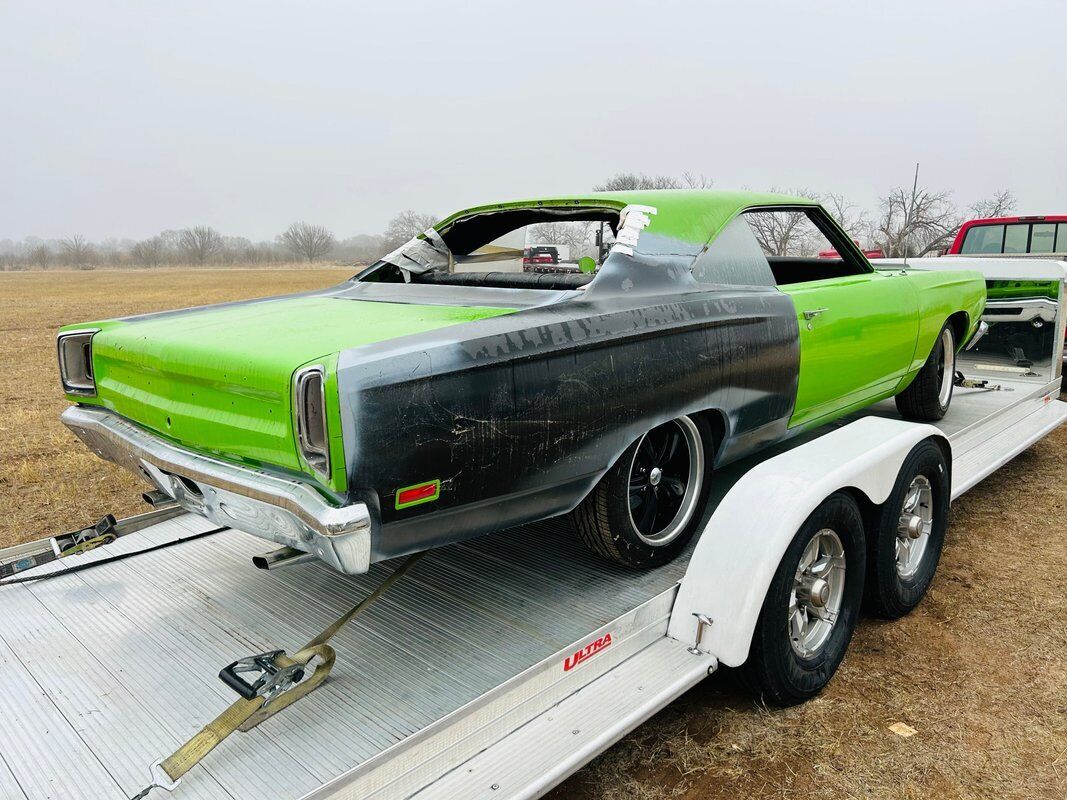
[2,269,1064,798]
[0,267,352,545]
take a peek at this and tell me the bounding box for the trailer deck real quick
[2,369,1064,800]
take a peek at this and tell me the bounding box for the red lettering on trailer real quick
[563,632,613,671]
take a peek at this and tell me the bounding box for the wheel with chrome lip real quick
[740,492,866,707]
[896,322,956,421]
[864,439,950,619]
[572,415,713,568]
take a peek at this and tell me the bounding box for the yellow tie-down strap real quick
[132,552,425,799]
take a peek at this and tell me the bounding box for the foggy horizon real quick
[2,0,1065,243]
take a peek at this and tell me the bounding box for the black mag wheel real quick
[896,322,956,421]
[627,419,702,546]
[571,415,713,568]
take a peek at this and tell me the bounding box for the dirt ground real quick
[3,269,1065,799]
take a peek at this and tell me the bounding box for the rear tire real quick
[863,440,950,619]
[896,322,956,421]
[571,415,713,569]
[740,493,866,706]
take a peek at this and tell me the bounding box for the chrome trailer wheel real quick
[895,474,933,579]
[789,528,847,658]
[741,493,866,707]
[864,439,950,619]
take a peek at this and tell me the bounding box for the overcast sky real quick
[1,0,1064,242]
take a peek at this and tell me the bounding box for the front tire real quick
[740,493,866,706]
[571,415,712,568]
[896,322,956,421]
[864,440,950,619]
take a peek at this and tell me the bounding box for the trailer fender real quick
[667,416,949,667]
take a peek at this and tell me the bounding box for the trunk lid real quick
[80,295,514,479]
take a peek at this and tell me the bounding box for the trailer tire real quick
[740,492,865,707]
[864,440,950,619]
[896,322,955,421]
[571,415,712,569]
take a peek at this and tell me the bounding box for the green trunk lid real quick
[70,295,514,489]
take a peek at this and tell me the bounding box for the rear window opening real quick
[360,206,621,291]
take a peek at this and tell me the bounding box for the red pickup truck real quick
[947,215,1067,256]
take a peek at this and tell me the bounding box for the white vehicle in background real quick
[940,215,1067,386]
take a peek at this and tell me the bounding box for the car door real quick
[782,270,919,428]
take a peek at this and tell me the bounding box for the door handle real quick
[803,308,829,320]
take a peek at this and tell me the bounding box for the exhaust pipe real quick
[253,546,317,571]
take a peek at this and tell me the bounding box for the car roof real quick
[438,189,819,246]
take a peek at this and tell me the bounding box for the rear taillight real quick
[57,329,98,396]
[294,366,330,479]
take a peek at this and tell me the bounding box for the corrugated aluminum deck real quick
[0,514,692,800]
[1,372,1062,800]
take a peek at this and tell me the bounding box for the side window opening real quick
[742,207,871,286]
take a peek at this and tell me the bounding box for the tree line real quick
[0,211,439,271]
[0,171,1017,270]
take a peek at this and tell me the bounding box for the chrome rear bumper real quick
[61,405,372,574]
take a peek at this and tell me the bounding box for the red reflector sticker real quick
[395,480,441,510]
[563,632,613,672]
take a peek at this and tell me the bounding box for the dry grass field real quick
[2,269,1065,799]
[0,267,353,547]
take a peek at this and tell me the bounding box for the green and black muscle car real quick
[58,191,986,574]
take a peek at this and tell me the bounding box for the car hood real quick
[69,295,515,482]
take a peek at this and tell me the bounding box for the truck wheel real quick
[740,493,865,706]
[896,323,955,421]
[571,415,712,568]
[864,440,950,619]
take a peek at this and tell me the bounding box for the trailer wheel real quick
[571,415,712,568]
[740,493,865,707]
[896,322,955,421]
[864,440,950,619]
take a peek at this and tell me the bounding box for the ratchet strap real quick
[131,551,425,799]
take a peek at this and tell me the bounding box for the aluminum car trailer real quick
[2,262,1065,800]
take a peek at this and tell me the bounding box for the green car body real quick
[58,190,985,573]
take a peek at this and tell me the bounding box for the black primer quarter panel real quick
[336,288,800,561]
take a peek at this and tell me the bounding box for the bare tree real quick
[131,236,167,267]
[60,234,94,267]
[178,226,224,265]
[968,189,1016,219]
[29,244,52,268]
[383,211,438,251]
[746,187,822,256]
[528,221,595,258]
[821,192,871,244]
[279,222,335,262]
[593,171,714,192]
[872,185,961,258]
[679,171,714,189]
